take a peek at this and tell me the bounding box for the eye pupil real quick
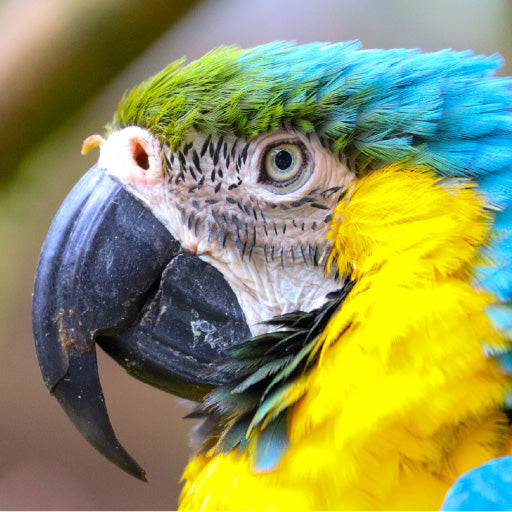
[275,150,292,170]
[261,141,307,189]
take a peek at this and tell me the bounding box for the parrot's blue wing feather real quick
[441,456,512,511]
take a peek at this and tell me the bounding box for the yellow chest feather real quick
[179,168,512,510]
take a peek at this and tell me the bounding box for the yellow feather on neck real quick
[179,167,511,511]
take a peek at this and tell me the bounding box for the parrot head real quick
[32,42,512,482]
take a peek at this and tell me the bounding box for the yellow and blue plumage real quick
[32,42,512,509]
[180,167,512,510]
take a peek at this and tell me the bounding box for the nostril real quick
[99,128,162,186]
[132,141,149,170]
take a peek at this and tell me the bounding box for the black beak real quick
[32,165,250,479]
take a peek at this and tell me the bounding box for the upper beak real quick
[32,165,250,479]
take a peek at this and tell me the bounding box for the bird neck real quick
[179,167,512,510]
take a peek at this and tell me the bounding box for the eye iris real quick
[275,150,292,170]
[262,142,306,187]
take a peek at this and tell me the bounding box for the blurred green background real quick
[1,0,511,509]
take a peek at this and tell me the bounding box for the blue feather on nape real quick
[479,166,512,210]
[441,456,512,510]
[486,304,512,340]
[477,202,512,378]
[476,207,512,303]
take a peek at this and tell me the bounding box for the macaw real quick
[32,41,512,510]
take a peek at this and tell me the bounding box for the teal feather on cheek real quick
[187,281,355,472]
[253,412,289,473]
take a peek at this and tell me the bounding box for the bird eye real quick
[262,143,306,187]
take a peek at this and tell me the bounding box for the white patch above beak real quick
[99,127,162,186]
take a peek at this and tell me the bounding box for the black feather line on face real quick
[200,134,212,157]
[183,141,193,155]
[187,279,355,468]
[165,136,340,269]
[213,136,223,166]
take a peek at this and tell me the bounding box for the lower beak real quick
[32,165,250,479]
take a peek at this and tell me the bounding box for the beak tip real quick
[52,346,147,481]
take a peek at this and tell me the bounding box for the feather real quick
[111,42,512,180]
[441,457,512,510]
[253,412,290,473]
[188,280,355,469]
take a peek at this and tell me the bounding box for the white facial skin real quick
[99,126,356,334]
